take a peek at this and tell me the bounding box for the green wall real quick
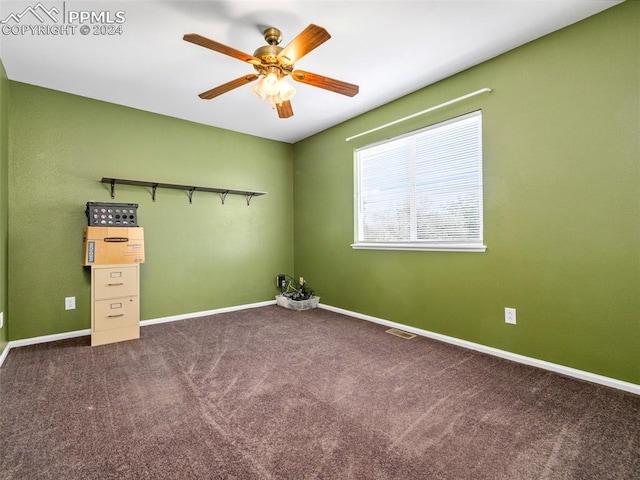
[293,1,639,384]
[8,84,293,340]
[0,59,8,353]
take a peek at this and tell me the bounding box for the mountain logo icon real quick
[1,2,60,24]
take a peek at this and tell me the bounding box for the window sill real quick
[351,242,487,253]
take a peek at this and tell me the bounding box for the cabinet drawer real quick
[93,265,138,299]
[94,296,139,332]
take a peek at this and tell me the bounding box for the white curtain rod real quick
[345,87,493,142]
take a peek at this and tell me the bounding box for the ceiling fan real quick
[183,24,359,118]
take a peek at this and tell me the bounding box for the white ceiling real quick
[0,1,622,143]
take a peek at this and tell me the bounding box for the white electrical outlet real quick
[505,307,516,325]
[0,311,3,329]
[65,297,76,310]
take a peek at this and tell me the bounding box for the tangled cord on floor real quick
[274,274,315,300]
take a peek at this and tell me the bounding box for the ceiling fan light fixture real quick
[252,69,296,106]
[251,78,266,100]
[262,71,281,96]
[267,94,283,106]
[278,79,296,101]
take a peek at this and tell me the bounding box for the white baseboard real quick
[2,300,637,396]
[0,300,276,367]
[0,340,13,367]
[139,299,276,327]
[319,303,640,396]
[0,328,92,368]
[7,329,92,349]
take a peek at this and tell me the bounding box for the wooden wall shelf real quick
[101,177,267,206]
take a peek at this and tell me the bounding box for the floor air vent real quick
[386,328,416,339]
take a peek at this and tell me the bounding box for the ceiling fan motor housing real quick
[252,44,293,77]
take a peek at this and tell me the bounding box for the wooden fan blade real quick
[184,33,262,66]
[198,74,259,100]
[276,100,294,118]
[277,24,331,65]
[291,70,359,97]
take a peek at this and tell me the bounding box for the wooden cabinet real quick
[91,264,140,346]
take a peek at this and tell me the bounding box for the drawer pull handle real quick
[108,314,125,318]
[107,282,124,286]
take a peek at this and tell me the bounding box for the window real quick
[353,110,486,252]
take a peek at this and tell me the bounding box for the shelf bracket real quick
[109,179,116,199]
[187,187,196,204]
[221,191,229,206]
[151,183,159,202]
[245,193,255,206]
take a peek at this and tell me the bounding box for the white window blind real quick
[353,111,486,252]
